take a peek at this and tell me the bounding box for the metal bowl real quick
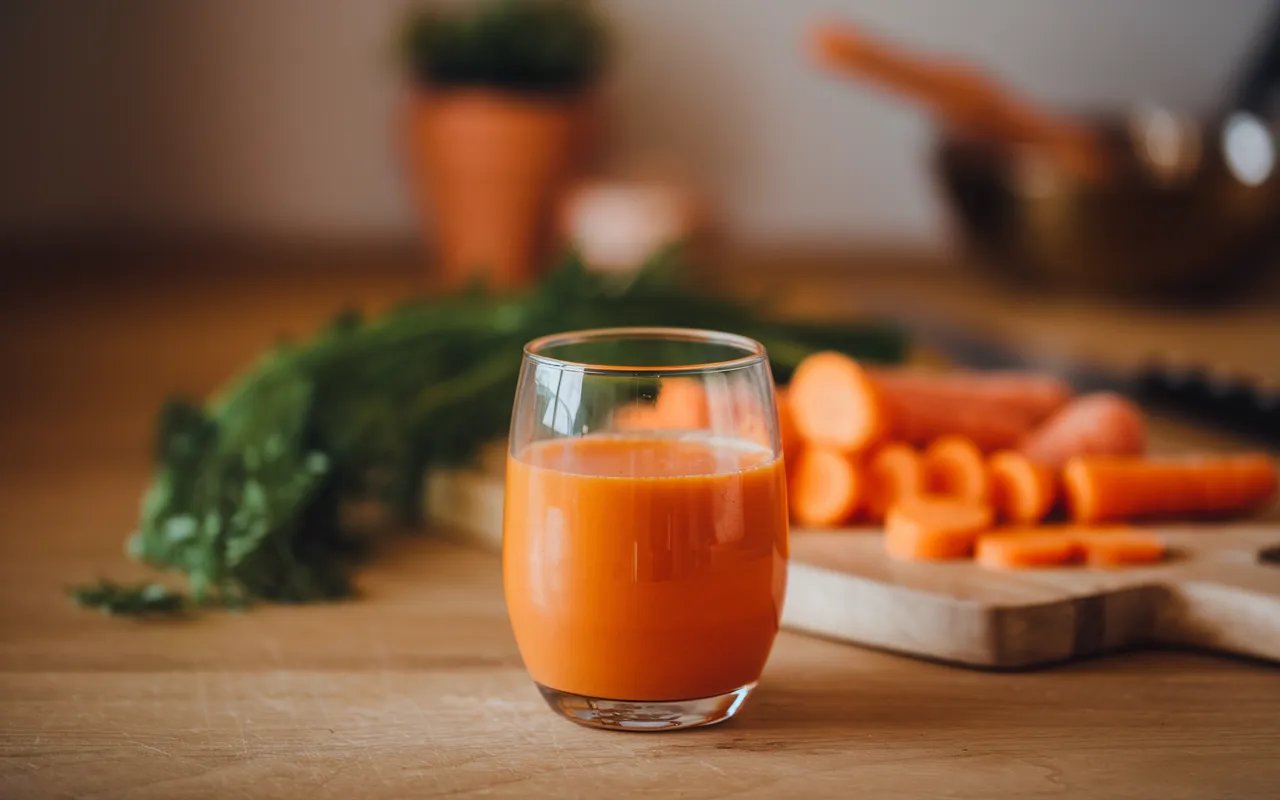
[934,116,1280,301]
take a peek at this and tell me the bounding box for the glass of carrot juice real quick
[504,327,789,731]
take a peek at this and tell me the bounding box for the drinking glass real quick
[503,327,789,731]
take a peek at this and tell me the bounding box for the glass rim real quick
[523,327,768,376]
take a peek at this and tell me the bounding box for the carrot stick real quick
[923,435,992,504]
[790,448,863,527]
[988,450,1057,523]
[865,442,926,521]
[789,352,888,454]
[1063,454,1279,523]
[884,495,994,560]
[868,368,1072,424]
[976,528,1081,569]
[1020,393,1146,468]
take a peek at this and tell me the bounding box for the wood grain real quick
[2,253,1278,799]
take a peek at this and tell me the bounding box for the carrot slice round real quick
[988,450,1057,523]
[924,435,992,504]
[865,442,925,522]
[789,352,887,454]
[976,528,1080,569]
[1072,527,1165,566]
[790,448,862,527]
[884,494,994,560]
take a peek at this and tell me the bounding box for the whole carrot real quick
[1063,454,1279,523]
[868,367,1071,424]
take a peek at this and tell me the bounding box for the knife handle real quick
[1135,360,1280,447]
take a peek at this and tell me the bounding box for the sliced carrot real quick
[988,450,1057,523]
[1020,392,1146,468]
[884,495,994,560]
[789,448,863,527]
[1064,454,1278,523]
[654,378,710,429]
[923,435,992,504]
[868,367,1072,425]
[613,378,710,432]
[789,352,888,454]
[976,528,1081,569]
[865,442,926,521]
[1072,528,1166,567]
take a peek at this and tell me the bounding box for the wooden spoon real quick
[810,22,1107,180]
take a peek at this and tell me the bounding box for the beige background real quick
[1,0,1274,249]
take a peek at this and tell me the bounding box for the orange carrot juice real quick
[503,433,789,702]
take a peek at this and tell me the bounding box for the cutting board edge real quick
[781,560,1132,669]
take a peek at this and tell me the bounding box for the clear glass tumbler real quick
[503,327,789,731]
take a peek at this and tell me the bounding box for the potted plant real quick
[400,0,608,288]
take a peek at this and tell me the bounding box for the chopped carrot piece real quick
[988,450,1057,523]
[1072,528,1166,567]
[976,528,1081,569]
[790,448,863,527]
[654,378,710,429]
[789,352,888,454]
[884,495,994,560]
[923,435,992,504]
[1063,454,1278,523]
[864,442,926,521]
[613,378,710,432]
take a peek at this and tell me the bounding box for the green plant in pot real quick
[400,0,608,288]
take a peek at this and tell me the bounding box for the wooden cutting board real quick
[424,434,1280,670]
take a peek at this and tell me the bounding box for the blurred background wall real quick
[1,0,1274,252]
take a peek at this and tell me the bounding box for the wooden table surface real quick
[2,253,1278,799]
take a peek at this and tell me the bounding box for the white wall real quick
[1,0,1274,249]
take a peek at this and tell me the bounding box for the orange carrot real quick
[923,435,992,504]
[868,367,1072,424]
[884,495,994,560]
[613,378,710,431]
[790,448,863,527]
[654,378,711,429]
[1020,392,1146,468]
[1063,454,1279,523]
[789,352,888,454]
[865,442,926,521]
[878,392,1034,450]
[988,450,1057,523]
[976,528,1081,569]
[975,524,1165,569]
[1070,527,1166,566]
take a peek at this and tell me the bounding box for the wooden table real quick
[2,252,1278,799]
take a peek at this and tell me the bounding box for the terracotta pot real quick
[406,89,594,289]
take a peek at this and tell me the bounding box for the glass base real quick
[536,682,756,731]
